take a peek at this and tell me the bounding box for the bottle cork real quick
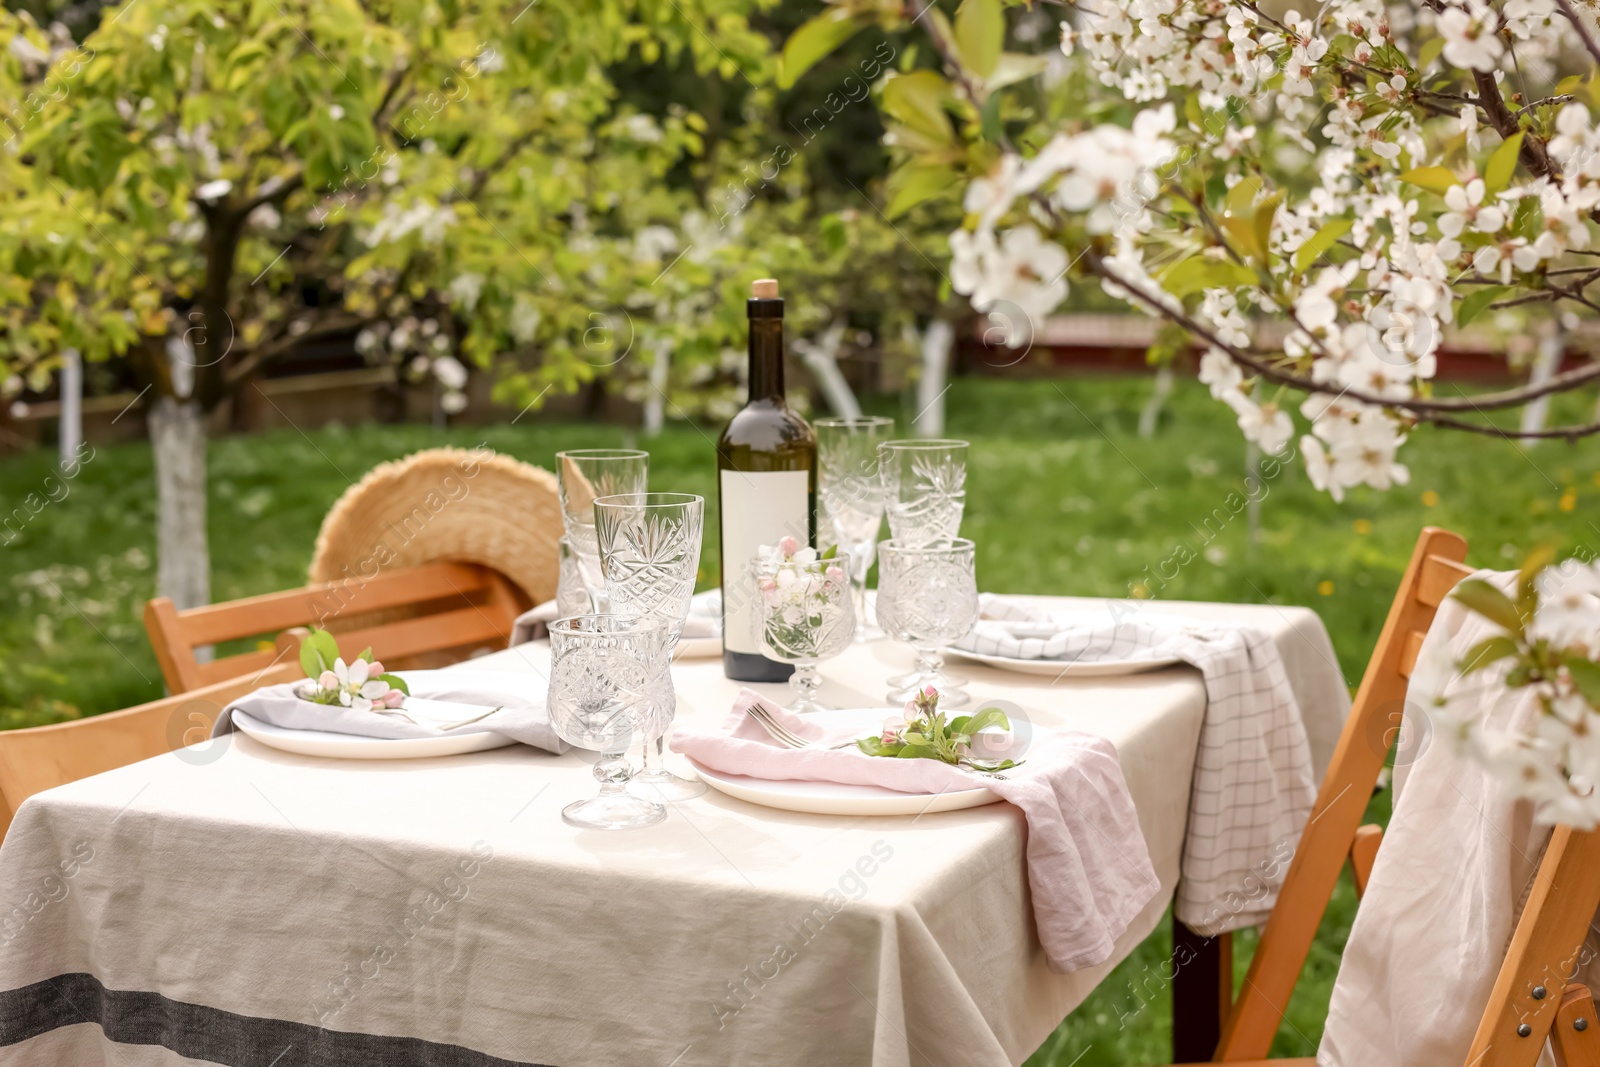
[751,279,779,299]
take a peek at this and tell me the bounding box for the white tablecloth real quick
[0,596,1349,1067]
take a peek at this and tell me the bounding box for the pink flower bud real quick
[318,670,338,690]
[383,689,404,708]
[777,535,799,558]
[824,565,845,586]
[922,685,938,699]
[366,660,384,676]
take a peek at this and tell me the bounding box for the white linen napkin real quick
[511,589,723,646]
[1319,571,1599,1066]
[211,669,568,753]
[952,593,1317,936]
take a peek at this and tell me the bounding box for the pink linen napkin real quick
[673,689,1161,973]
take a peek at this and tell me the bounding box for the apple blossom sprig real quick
[1436,551,1600,828]
[857,686,1024,773]
[752,536,850,659]
[297,628,411,714]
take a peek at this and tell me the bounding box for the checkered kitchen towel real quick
[953,594,1317,935]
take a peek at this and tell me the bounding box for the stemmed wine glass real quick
[815,416,893,641]
[556,449,648,611]
[749,548,856,713]
[546,614,674,830]
[878,439,968,545]
[875,537,980,708]
[593,492,706,800]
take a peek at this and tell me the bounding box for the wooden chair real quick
[0,665,297,842]
[1158,531,1478,1062]
[144,560,527,694]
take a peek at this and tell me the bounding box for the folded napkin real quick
[511,589,723,646]
[673,689,1161,973]
[952,593,1316,937]
[212,669,568,753]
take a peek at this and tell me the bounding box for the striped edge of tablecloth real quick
[0,972,552,1067]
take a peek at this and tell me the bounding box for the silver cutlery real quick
[741,702,1008,778]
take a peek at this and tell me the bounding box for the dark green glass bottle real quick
[717,279,817,682]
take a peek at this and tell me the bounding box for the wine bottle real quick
[717,278,817,681]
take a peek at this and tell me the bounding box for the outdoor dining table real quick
[0,595,1349,1067]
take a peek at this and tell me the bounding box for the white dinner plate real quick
[231,710,517,760]
[687,707,1029,816]
[943,647,1183,677]
[674,635,722,660]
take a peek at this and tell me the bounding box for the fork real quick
[742,702,1008,778]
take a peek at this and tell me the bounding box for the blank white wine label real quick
[720,469,810,655]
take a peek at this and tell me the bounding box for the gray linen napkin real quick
[212,669,568,753]
[511,589,723,645]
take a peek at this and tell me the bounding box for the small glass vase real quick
[749,552,856,713]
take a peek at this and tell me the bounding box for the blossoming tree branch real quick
[785,0,1600,500]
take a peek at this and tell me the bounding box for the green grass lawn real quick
[3,374,1597,1062]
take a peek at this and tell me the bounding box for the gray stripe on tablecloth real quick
[0,973,555,1067]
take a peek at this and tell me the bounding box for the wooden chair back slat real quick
[1552,984,1600,1067]
[0,665,299,841]
[328,605,511,665]
[170,561,493,646]
[145,561,524,694]
[1398,629,1427,679]
[1217,527,1473,1060]
[1468,826,1600,1067]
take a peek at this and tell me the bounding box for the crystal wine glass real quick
[816,416,893,641]
[749,551,856,713]
[878,439,968,546]
[556,449,649,611]
[593,492,706,800]
[546,614,673,830]
[875,537,980,708]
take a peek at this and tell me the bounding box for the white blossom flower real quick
[432,355,468,391]
[1530,562,1600,652]
[1437,3,1505,72]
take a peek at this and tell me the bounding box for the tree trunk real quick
[149,395,210,610]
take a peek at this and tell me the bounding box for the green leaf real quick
[376,673,410,696]
[963,705,1012,735]
[1556,74,1584,97]
[895,741,943,760]
[1399,167,1459,196]
[986,53,1047,91]
[1452,578,1523,635]
[955,0,1004,79]
[1184,94,1204,130]
[819,543,839,560]
[1292,218,1354,272]
[882,71,954,144]
[886,162,959,218]
[1456,285,1509,327]
[1517,544,1557,616]
[1564,656,1600,707]
[1484,132,1524,194]
[946,715,972,735]
[858,737,900,757]
[298,634,324,679]
[1416,36,1446,72]
[1160,256,1258,299]
[1252,189,1284,263]
[1224,175,1261,219]
[778,10,864,89]
[358,646,374,663]
[1460,635,1520,674]
[311,629,340,670]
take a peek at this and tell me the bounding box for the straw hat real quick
[309,447,562,606]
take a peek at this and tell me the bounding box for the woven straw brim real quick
[309,447,561,606]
